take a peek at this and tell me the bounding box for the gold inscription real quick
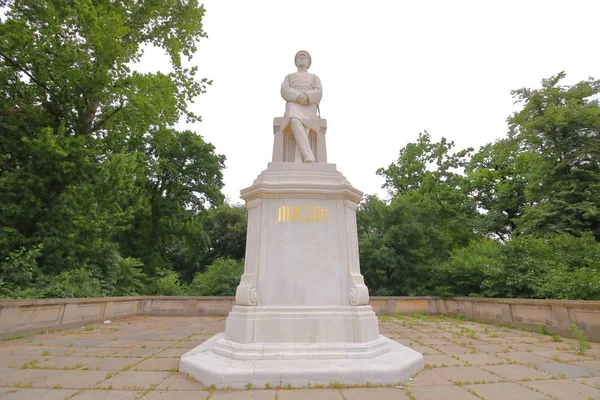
[277,205,329,223]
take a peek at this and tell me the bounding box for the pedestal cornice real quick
[240,162,363,203]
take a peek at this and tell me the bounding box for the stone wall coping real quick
[0,296,235,307]
[371,296,600,307]
[2,295,599,307]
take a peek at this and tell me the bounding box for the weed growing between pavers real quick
[571,324,591,355]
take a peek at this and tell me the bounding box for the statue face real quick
[295,52,310,69]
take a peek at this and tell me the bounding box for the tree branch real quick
[90,103,124,134]
[0,52,51,94]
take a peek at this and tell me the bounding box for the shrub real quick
[189,258,244,296]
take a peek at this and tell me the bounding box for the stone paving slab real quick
[0,355,43,368]
[407,385,481,399]
[114,347,163,358]
[535,362,597,378]
[37,356,96,369]
[98,371,171,390]
[0,367,60,387]
[155,373,205,391]
[0,315,599,399]
[0,388,79,399]
[69,347,119,358]
[277,389,344,399]
[521,379,600,399]
[431,344,474,355]
[409,369,452,386]
[496,351,555,364]
[472,344,508,354]
[480,364,554,380]
[85,357,141,371]
[409,345,442,355]
[35,370,109,389]
[433,366,505,384]
[70,389,142,399]
[573,360,600,371]
[454,353,506,365]
[464,382,552,399]
[141,390,209,400]
[423,354,466,367]
[341,387,410,399]
[210,390,276,399]
[531,350,595,362]
[574,376,600,388]
[132,357,179,371]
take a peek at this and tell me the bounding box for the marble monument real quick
[179,50,424,388]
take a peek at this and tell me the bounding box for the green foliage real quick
[538,326,552,335]
[436,234,600,300]
[43,268,103,298]
[201,205,247,269]
[359,74,600,300]
[433,238,502,297]
[0,245,43,298]
[551,333,562,342]
[151,269,186,296]
[377,132,473,197]
[570,324,590,355]
[107,256,147,296]
[509,73,600,240]
[189,258,244,296]
[359,134,479,295]
[532,234,600,300]
[1,1,598,307]
[0,0,228,298]
[464,138,528,242]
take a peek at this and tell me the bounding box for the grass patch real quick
[2,334,26,341]
[551,333,562,342]
[537,325,552,335]
[21,360,39,369]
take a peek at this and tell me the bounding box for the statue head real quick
[294,50,311,70]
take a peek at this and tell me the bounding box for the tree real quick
[358,134,479,295]
[200,204,247,269]
[0,0,225,297]
[377,131,473,197]
[509,73,600,240]
[464,138,529,242]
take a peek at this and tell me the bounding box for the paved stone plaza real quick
[0,315,599,399]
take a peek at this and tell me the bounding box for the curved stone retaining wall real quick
[1,296,598,342]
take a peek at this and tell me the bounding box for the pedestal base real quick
[221,305,383,354]
[179,334,424,389]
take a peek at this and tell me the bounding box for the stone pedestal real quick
[180,162,424,388]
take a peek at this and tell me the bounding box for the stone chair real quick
[272,117,328,163]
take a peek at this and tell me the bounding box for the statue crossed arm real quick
[280,50,322,163]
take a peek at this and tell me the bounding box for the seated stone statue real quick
[280,50,322,163]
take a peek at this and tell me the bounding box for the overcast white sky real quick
[143,0,600,204]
